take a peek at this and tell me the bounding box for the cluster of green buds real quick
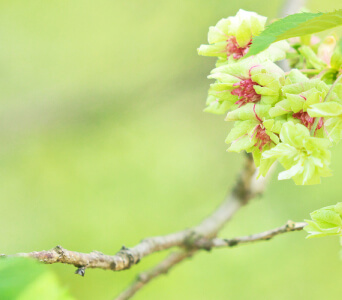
[198,10,342,185]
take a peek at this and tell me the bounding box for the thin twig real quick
[114,220,306,300]
[112,154,269,299]
[114,251,193,300]
[195,220,307,249]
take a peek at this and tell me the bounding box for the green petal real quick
[225,103,271,121]
[302,159,315,184]
[285,69,309,85]
[252,41,289,63]
[311,209,342,227]
[225,120,258,143]
[227,135,255,152]
[204,96,232,114]
[208,19,230,44]
[258,156,277,177]
[304,220,340,238]
[250,15,266,35]
[324,118,342,142]
[286,93,306,113]
[279,122,310,147]
[198,42,226,57]
[278,161,304,180]
[269,100,292,117]
[262,143,297,159]
[236,20,251,47]
[308,102,342,117]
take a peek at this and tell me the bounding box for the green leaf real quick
[225,103,271,121]
[246,10,342,57]
[0,258,75,300]
[0,258,43,299]
[18,273,74,300]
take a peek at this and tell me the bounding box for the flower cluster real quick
[199,10,342,185]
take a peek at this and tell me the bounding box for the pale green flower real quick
[197,9,289,65]
[270,74,342,142]
[306,83,342,143]
[260,122,332,185]
[270,77,329,119]
[225,103,286,166]
[198,10,266,60]
[206,59,284,114]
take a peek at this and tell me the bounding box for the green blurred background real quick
[1,0,342,299]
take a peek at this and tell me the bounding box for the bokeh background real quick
[1,0,342,299]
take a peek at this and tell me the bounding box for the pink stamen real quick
[231,79,261,107]
[226,36,251,59]
[254,126,272,151]
[251,104,272,151]
[292,110,324,131]
[292,95,323,131]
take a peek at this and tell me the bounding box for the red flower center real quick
[292,110,323,131]
[252,104,272,151]
[231,78,261,107]
[226,36,251,59]
[253,125,272,151]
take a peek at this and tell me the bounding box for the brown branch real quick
[7,154,267,273]
[3,3,308,300]
[4,153,269,300]
[110,153,265,298]
[111,154,272,299]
